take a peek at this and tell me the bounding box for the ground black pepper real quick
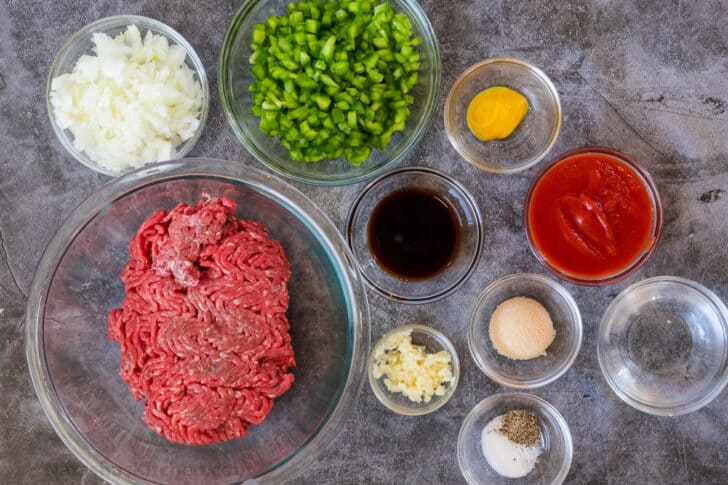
[498,409,541,447]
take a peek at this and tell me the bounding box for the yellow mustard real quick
[466,86,529,141]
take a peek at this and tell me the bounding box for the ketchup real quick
[527,149,657,280]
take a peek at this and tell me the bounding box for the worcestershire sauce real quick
[367,187,459,280]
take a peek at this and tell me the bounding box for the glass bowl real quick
[524,147,663,285]
[346,167,483,303]
[46,15,210,176]
[468,274,582,388]
[458,393,572,485]
[444,58,561,173]
[25,159,370,484]
[218,0,441,186]
[597,276,728,416]
[368,324,459,415]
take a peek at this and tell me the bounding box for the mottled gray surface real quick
[1,0,727,484]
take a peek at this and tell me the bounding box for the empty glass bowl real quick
[458,393,573,485]
[598,276,728,416]
[346,167,483,303]
[368,324,460,415]
[444,58,561,173]
[219,0,441,185]
[468,274,582,388]
[25,159,370,484]
[46,15,210,176]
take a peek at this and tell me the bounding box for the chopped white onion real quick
[50,25,203,171]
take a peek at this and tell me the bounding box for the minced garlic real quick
[372,329,454,403]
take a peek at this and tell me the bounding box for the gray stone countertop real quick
[1,0,728,483]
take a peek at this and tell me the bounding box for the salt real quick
[481,415,541,478]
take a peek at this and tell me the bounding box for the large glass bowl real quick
[46,15,210,176]
[25,159,370,484]
[219,0,441,186]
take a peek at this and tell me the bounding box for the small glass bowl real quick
[598,276,728,416]
[346,167,482,303]
[368,324,460,415]
[458,393,572,485]
[46,15,210,176]
[444,58,561,173]
[524,147,663,285]
[219,0,441,186]
[468,274,582,388]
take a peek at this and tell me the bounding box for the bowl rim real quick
[46,15,210,176]
[597,275,728,416]
[457,392,573,485]
[367,323,460,415]
[444,57,563,174]
[468,273,583,389]
[218,0,442,186]
[24,158,371,484]
[344,166,484,303]
[524,146,664,286]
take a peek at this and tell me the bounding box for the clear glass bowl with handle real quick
[25,159,370,484]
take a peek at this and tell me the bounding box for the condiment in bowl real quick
[525,147,662,285]
[346,167,482,303]
[444,58,561,173]
[368,187,460,280]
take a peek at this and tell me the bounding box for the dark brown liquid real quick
[367,187,459,280]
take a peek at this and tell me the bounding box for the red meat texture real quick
[107,197,295,445]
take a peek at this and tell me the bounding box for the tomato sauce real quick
[527,150,656,280]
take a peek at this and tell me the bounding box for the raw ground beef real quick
[107,197,295,445]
